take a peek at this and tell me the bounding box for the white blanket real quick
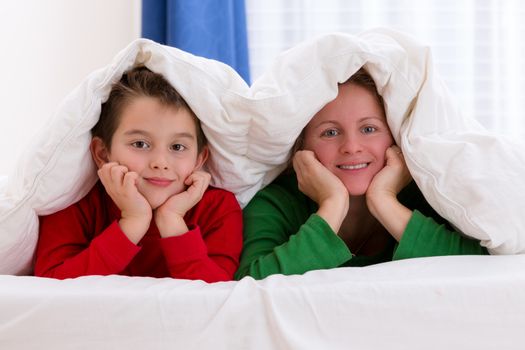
[1,28,525,275]
[1,255,524,349]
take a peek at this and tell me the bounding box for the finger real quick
[387,145,400,153]
[292,154,301,174]
[185,170,211,185]
[98,161,117,177]
[184,172,199,186]
[295,150,315,163]
[292,150,304,166]
[188,180,208,197]
[386,146,404,162]
[293,150,312,174]
[123,171,139,193]
[97,162,121,188]
[293,156,305,180]
[110,165,129,184]
[200,171,211,187]
[101,161,119,169]
[186,172,211,192]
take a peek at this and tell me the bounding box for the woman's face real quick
[302,82,394,196]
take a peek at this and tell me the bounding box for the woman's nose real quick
[339,135,363,154]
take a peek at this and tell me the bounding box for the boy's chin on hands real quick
[154,198,190,238]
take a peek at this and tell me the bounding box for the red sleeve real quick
[160,189,243,283]
[34,187,140,279]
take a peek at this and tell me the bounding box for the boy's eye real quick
[322,129,339,137]
[171,144,186,152]
[131,141,150,149]
[362,126,377,134]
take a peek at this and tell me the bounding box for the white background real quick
[0,0,141,176]
[245,0,525,139]
[2,1,525,176]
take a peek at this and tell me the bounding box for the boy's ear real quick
[90,137,109,169]
[194,146,209,171]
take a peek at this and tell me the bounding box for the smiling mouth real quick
[337,163,369,170]
[145,178,174,187]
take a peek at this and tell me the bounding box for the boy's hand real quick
[293,150,349,234]
[97,162,152,243]
[155,170,211,237]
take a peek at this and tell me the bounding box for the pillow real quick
[1,28,524,274]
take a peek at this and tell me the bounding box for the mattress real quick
[1,255,524,349]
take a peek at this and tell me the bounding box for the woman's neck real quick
[347,195,369,217]
[338,195,389,256]
[339,195,371,234]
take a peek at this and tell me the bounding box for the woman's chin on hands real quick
[367,145,412,201]
[293,150,348,206]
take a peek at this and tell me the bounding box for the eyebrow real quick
[123,129,195,140]
[313,116,386,128]
[358,116,387,124]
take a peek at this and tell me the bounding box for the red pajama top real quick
[34,181,243,282]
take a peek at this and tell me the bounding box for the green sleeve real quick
[235,181,351,280]
[393,210,489,260]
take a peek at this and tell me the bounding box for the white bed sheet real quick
[1,255,524,350]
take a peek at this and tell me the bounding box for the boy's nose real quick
[152,163,168,170]
[150,152,169,170]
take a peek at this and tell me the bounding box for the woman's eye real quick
[171,144,186,152]
[362,126,377,134]
[131,141,149,149]
[322,129,339,137]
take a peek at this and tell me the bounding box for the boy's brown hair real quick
[92,66,207,152]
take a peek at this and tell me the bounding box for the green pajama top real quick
[235,171,488,280]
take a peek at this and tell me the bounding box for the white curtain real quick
[245,0,525,137]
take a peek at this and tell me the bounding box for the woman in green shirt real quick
[235,68,487,280]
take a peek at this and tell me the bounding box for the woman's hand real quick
[293,150,349,233]
[97,162,152,244]
[155,170,211,237]
[366,146,413,241]
[367,145,412,200]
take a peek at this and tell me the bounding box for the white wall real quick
[0,0,141,176]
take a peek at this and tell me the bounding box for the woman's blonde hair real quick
[291,67,384,156]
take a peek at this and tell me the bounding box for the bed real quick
[1,28,524,349]
[2,255,525,349]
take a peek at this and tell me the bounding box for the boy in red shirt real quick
[34,67,243,282]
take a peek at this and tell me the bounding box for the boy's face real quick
[101,96,207,209]
[302,82,393,196]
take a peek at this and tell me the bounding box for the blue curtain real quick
[142,0,251,84]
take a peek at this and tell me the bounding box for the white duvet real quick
[1,255,525,349]
[1,28,525,275]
